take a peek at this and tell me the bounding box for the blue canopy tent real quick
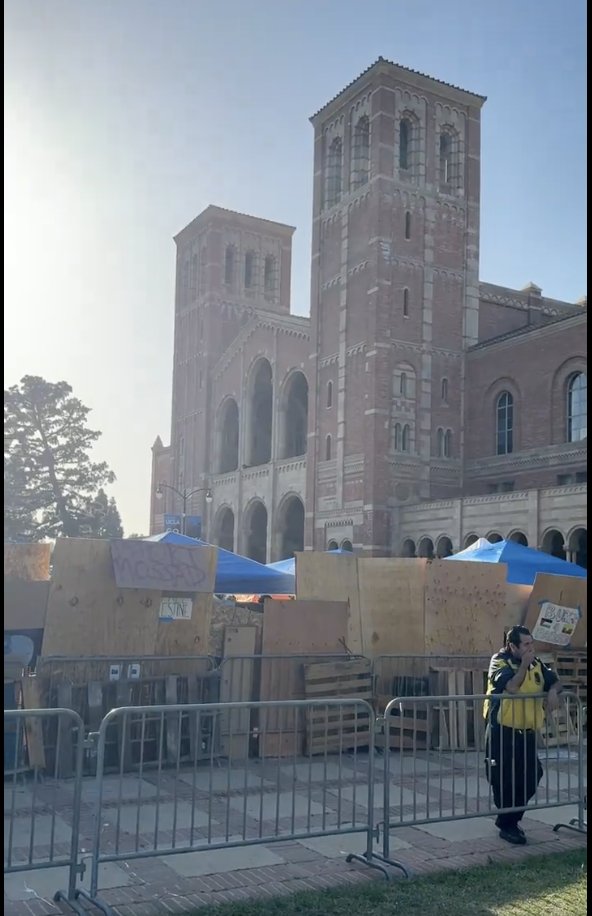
[145,532,295,595]
[445,538,587,587]
[267,548,351,578]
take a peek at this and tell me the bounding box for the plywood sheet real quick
[524,574,587,651]
[219,626,257,758]
[4,580,50,630]
[295,552,362,653]
[154,593,212,656]
[110,539,216,593]
[357,558,427,656]
[41,539,161,657]
[4,543,50,581]
[261,599,349,654]
[505,584,532,630]
[424,561,507,655]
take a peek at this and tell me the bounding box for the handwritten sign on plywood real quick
[110,540,216,593]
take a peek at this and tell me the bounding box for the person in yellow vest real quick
[484,625,560,845]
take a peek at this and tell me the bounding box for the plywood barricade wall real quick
[258,599,350,756]
[4,543,51,581]
[40,538,216,659]
[294,552,363,653]
[357,558,427,655]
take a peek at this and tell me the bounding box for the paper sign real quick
[110,540,216,593]
[159,596,193,621]
[531,601,581,647]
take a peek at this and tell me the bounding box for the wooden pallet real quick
[303,659,372,754]
[542,707,579,747]
[430,666,488,751]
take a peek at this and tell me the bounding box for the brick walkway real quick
[4,749,587,915]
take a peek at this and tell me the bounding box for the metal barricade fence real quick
[78,697,381,912]
[4,708,85,908]
[375,691,586,870]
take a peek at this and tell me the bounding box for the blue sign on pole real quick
[185,516,202,539]
[164,514,182,533]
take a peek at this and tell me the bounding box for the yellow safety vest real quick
[484,657,547,731]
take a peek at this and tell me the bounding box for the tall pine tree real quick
[4,375,118,541]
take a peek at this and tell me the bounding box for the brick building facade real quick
[150,59,587,568]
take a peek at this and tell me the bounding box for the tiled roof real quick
[310,56,487,121]
[469,310,585,351]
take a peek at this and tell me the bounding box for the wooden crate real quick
[303,659,373,754]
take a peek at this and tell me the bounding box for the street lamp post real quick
[155,483,213,536]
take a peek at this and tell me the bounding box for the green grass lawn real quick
[192,849,587,916]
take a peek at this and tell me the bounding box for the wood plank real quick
[219,626,257,759]
[4,581,50,631]
[4,544,51,581]
[357,558,427,656]
[295,552,363,654]
[20,677,46,771]
[524,574,587,651]
[56,683,74,778]
[425,561,507,655]
[154,593,212,657]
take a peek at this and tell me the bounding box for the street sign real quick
[164,513,182,533]
[185,515,202,539]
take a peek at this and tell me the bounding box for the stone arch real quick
[327,539,339,551]
[276,493,305,560]
[486,532,503,543]
[350,114,370,190]
[340,539,353,552]
[567,527,587,568]
[401,538,416,558]
[436,535,453,558]
[244,499,268,564]
[540,528,566,560]
[550,357,587,444]
[216,397,239,473]
[279,370,308,459]
[247,358,273,466]
[508,530,528,546]
[214,506,235,553]
[486,377,521,455]
[418,537,434,559]
[463,533,479,548]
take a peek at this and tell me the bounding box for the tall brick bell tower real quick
[305,59,486,555]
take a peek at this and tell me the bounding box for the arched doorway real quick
[418,537,434,559]
[464,534,479,549]
[327,540,339,551]
[401,538,416,558]
[245,501,268,564]
[487,532,503,543]
[278,495,305,559]
[341,540,353,552]
[216,507,235,553]
[541,529,566,560]
[568,528,587,568]
[280,372,308,459]
[508,531,528,546]
[247,359,273,466]
[436,536,453,558]
[217,399,239,473]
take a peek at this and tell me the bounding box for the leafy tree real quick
[81,488,124,539]
[4,375,117,541]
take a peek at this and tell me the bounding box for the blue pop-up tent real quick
[445,538,587,586]
[145,532,295,595]
[267,548,351,578]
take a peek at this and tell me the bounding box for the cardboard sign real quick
[110,540,216,593]
[531,601,581,647]
[159,596,193,621]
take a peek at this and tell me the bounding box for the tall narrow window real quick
[444,429,452,458]
[400,372,407,397]
[437,428,444,457]
[402,425,411,452]
[224,246,235,285]
[394,423,402,451]
[567,372,587,442]
[439,130,457,187]
[326,380,333,408]
[190,254,198,298]
[325,434,332,460]
[264,255,276,294]
[405,211,411,240]
[199,246,207,293]
[496,392,514,455]
[326,137,343,207]
[403,288,409,317]
[244,251,255,289]
[441,377,449,402]
[399,118,411,170]
[351,115,370,190]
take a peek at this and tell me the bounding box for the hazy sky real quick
[4,0,587,535]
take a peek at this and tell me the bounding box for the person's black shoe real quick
[516,825,526,839]
[499,826,527,845]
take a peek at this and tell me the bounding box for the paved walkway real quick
[4,749,587,915]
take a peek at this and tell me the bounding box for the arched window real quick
[444,429,452,458]
[399,118,411,170]
[325,137,343,207]
[224,246,235,285]
[402,424,411,452]
[341,539,353,552]
[264,255,276,294]
[496,392,514,455]
[244,251,255,289]
[437,428,444,457]
[441,378,448,402]
[326,380,333,408]
[327,539,339,551]
[403,288,409,317]
[440,132,453,185]
[567,372,587,442]
[405,211,411,240]
[325,434,332,460]
[393,423,402,451]
[351,115,370,190]
[400,372,407,397]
